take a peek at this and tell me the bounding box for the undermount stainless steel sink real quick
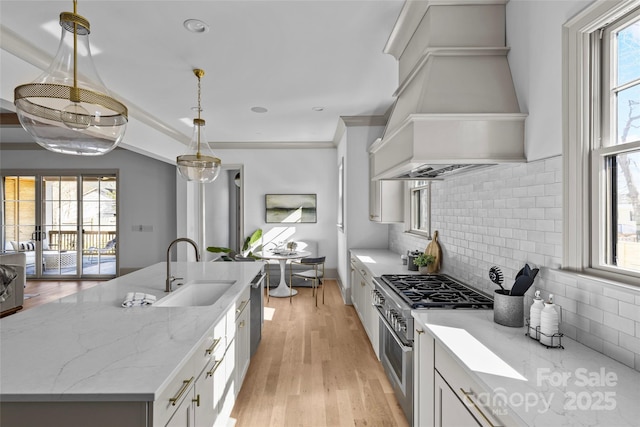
[155,280,235,307]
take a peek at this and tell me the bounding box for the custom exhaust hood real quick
[370,0,527,180]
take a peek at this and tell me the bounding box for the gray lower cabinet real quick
[414,318,518,427]
[434,372,480,427]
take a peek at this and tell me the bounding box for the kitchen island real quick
[0,261,263,427]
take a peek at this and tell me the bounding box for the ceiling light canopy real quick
[177,69,221,183]
[13,0,128,156]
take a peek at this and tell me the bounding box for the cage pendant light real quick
[177,69,222,183]
[13,0,128,156]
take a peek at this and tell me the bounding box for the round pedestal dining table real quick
[256,250,311,297]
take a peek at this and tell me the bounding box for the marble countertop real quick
[0,261,263,402]
[351,248,640,426]
[414,311,640,426]
[350,248,419,276]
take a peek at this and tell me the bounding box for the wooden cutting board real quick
[425,230,442,273]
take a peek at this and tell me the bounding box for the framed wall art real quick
[265,194,317,223]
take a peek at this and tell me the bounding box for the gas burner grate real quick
[380,274,493,309]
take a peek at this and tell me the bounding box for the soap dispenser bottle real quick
[529,289,544,340]
[539,294,559,346]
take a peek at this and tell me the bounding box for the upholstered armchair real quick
[0,253,26,317]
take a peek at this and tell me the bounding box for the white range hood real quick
[371,0,527,180]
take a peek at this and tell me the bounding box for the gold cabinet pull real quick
[207,359,223,377]
[416,328,424,335]
[460,388,501,427]
[192,394,200,407]
[169,377,194,406]
[205,337,221,355]
[239,320,245,328]
[236,299,249,314]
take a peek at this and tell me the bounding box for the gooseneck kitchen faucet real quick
[166,237,201,292]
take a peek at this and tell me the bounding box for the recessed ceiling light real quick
[312,107,324,112]
[183,19,209,33]
[251,106,268,113]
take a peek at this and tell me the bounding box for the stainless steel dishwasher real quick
[250,270,266,357]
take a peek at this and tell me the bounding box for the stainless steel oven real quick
[373,274,493,426]
[376,301,413,425]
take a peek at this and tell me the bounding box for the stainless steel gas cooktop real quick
[378,274,493,309]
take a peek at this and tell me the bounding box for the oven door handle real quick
[375,305,412,352]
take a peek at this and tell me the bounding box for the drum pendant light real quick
[13,0,128,156]
[177,69,221,183]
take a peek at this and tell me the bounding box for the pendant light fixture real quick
[177,69,222,183]
[13,0,128,156]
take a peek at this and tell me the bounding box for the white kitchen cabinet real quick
[434,372,480,427]
[164,385,194,427]
[414,327,435,427]
[156,286,255,427]
[414,317,515,427]
[235,287,251,390]
[369,153,404,223]
[349,255,379,359]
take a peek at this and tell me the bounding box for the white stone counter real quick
[0,261,263,402]
[350,248,417,276]
[414,310,640,426]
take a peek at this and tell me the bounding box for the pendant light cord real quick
[196,72,202,157]
[72,0,79,101]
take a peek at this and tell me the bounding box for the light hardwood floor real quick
[231,279,409,427]
[16,278,408,426]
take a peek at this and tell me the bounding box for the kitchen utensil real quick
[424,231,442,273]
[489,266,505,291]
[509,264,539,296]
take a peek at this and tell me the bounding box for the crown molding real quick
[211,141,335,150]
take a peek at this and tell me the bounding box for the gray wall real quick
[0,146,177,273]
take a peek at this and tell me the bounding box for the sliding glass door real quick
[1,172,117,279]
[81,176,117,275]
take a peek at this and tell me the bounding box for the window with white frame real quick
[408,181,431,238]
[565,1,640,283]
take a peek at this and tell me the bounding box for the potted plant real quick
[413,253,436,274]
[207,229,263,260]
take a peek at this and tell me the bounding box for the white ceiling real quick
[0,0,403,163]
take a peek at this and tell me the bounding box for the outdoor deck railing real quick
[48,230,116,255]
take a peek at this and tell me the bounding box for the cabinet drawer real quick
[350,257,368,280]
[193,323,225,378]
[153,358,195,427]
[227,286,250,343]
[235,285,251,319]
[435,344,514,427]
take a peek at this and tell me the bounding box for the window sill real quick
[405,230,431,240]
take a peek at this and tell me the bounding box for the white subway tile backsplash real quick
[389,156,640,371]
[566,286,590,304]
[620,333,640,354]
[577,302,604,323]
[603,312,635,336]
[603,287,636,304]
[577,329,604,353]
[620,301,640,322]
[591,294,619,314]
[603,342,635,369]
[591,322,620,345]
